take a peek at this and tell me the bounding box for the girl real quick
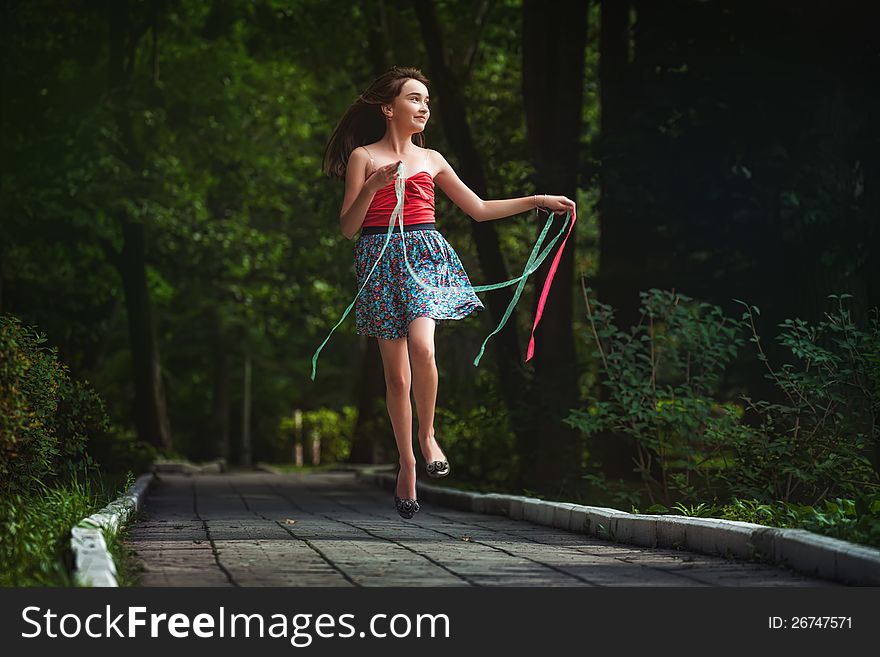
[322,66,575,519]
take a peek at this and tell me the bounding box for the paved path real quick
[125,471,840,587]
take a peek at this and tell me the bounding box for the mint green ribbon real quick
[310,162,570,380]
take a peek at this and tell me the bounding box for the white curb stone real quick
[522,499,550,524]
[697,518,764,558]
[467,493,490,514]
[551,503,578,530]
[582,506,626,539]
[609,513,659,547]
[568,505,590,533]
[832,540,880,586]
[771,529,841,582]
[505,496,534,521]
[654,515,691,549]
[355,466,880,585]
[538,500,557,527]
[70,473,153,587]
[474,493,510,516]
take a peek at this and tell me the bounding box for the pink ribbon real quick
[525,204,577,361]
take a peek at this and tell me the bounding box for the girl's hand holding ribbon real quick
[365,160,402,194]
[534,194,576,214]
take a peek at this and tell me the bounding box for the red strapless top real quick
[361,170,436,228]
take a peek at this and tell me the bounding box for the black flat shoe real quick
[424,436,451,479]
[394,467,420,519]
[426,459,450,479]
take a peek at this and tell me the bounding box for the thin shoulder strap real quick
[360,145,376,176]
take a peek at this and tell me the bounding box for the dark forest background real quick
[3,0,878,515]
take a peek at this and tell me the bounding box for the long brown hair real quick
[322,66,431,181]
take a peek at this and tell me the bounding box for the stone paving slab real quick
[124,471,841,587]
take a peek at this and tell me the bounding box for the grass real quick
[0,469,136,586]
[0,476,100,586]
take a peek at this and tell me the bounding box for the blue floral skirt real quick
[354,228,485,340]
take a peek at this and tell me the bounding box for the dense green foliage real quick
[731,297,879,503]
[568,288,746,505]
[0,315,104,493]
[569,290,879,509]
[0,314,155,490]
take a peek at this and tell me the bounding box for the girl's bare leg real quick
[407,317,446,464]
[376,335,417,499]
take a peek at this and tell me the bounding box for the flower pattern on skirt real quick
[354,228,485,340]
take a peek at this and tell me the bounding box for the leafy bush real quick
[0,315,107,493]
[566,288,746,506]
[1,314,156,490]
[1,315,63,490]
[730,296,879,502]
[567,289,879,508]
[55,377,109,471]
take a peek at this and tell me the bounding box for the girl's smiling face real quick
[388,78,430,130]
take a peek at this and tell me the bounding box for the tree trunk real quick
[107,0,172,451]
[210,311,230,461]
[117,218,172,451]
[591,0,642,480]
[520,0,589,493]
[241,347,252,467]
[597,0,645,330]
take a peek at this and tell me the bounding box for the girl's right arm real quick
[339,148,375,240]
[340,149,402,240]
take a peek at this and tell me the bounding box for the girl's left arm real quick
[432,150,575,221]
